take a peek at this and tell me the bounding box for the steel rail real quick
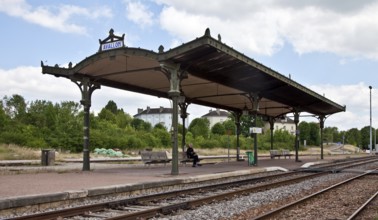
[299,157,378,172]
[105,172,326,220]
[347,190,378,220]
[251,169,378,220]
[8,157,376,220]
[7,171,299,220]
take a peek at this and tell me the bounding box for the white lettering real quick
[101,41,123,51]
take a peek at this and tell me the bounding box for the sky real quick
[1,0,378,131]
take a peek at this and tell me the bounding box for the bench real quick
[282,149,293,159]
[141,151,171,166]
[269,150,281,159]
[270,149,293,159]
[179,152,203,166]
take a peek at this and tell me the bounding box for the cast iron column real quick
[73,77,100,171]
[179,102,189,153]
[161,62,181,175]
[269,117,274,150]
[234,111,242,161]
[253,111,258,165]
[319,115,325,160]
[294,111,300,162]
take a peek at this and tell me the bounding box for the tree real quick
[211,122,225,135]
[104,100,118,114]
[3,94,27,121]
[98,108,116,122]
[154,123,166,130]
[345,128,360,146]
[323,127,337,144]
[131,118,152,131]
[188,118,210,138]
[131,118,144,130]
[308,122,320,145]
[299,121,310,145]
[273,129,295,150]
[0,101,9,131]
[115,111,132,129]
[223,119,236,135]
[360,126,371,149]
[228,113,264,137]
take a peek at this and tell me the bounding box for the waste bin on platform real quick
[41,149,55,166]
[245,151,254,166]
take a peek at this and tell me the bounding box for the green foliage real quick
[3,94,27,121]
[323,127,336,144]
[154,123,167,130]
[98,108,116,122]
[188,118,210,138]
[223,119,236,135]
[0,101,9,131]
[360,126,372,149]
[309,122,320,145]
[2,94,377,155]
[299,121,310,144]
[198,138,220,149]
[346,128,361,146]
[229,114,264,137]
[211,122,226,135]
[152,127,171,146]
[104,100,118,114]
[131,118,152,131]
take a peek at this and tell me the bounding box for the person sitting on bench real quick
[186,143,201,167]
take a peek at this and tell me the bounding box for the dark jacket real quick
[186,147,196,158]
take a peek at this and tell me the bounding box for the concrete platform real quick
[0,154,358,212]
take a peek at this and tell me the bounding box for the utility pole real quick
[369,86,372,154]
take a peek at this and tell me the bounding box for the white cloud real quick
[0,66,209,121]
[1,66,375,131]
[156,0,378,60]
[124,0,154,27]
[0,0,112,34]
[308,83,376,130]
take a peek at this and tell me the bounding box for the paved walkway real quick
[0,155,349,198]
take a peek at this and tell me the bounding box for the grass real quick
[0,143,364,161]
[0,144,41,160]
[0,144,86,161]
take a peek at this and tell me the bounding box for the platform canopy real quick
[41,28,345,118]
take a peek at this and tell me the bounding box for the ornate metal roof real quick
[41,28,345,118]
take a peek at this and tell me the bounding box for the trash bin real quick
[245,151,254,166]
[41,149,55,166]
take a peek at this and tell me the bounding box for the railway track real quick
[6,156,378,220]
[8,172,314,220]
[252,168,378,219]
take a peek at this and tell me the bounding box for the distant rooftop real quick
[202,109,230,118]
[134,106,172,117]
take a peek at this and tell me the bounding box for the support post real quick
[72,77,100,171]
[294,111,300,162]
[250,93,260,165]
[253,111,258,165]
[161,62,182,175]
[319,115,325,160]
[234,111,242,161]
[269,117,274,150]
[369,86,372,154]
[179,102,189,153]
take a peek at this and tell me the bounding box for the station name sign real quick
[101,40,123,51]
[250,127,262,134]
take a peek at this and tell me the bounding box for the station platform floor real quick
[0,154,357,199]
